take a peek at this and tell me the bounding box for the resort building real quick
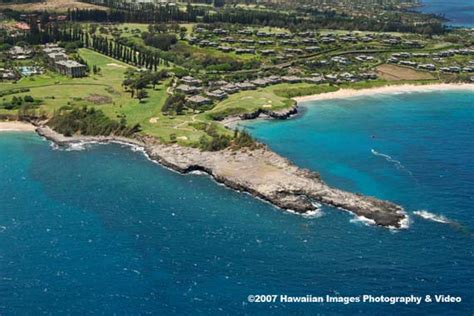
[0,68,17,80]
[8,46,33,60]
[221,84,240,94]
[181,76,202,86]
[55,60,87,78]
[42,44,86,78]
[186,95,211,106]
[176,84,201,95]
[206,90,228,100]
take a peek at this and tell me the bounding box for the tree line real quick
[66,3,445,34]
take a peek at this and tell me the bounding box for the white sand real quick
[293,83,474,103]
[0,121,36,132]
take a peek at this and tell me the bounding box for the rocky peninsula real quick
[35,125,408,229]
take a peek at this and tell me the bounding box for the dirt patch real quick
[0,0,108,12]
[376,64,435,81]
[86,94,112,105]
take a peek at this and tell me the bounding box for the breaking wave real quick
[350,215,376,226]
[414,210,451,224]
[50,141,99,152]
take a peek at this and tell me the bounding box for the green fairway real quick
[204,83,338,120]
[0,48,228,145]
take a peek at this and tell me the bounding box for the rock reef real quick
[36,125,407,229]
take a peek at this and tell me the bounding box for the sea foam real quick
[371,149,413,176]
[414,210,451,224]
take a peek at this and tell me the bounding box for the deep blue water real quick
[1,90,473,314]
[418,0,474,28]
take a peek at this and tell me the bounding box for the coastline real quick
[222,83,474,127]
[34,125,408,229]
[293,83,474,103]
[0,121,37,132]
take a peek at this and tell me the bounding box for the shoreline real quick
[0,121,37,132]
[222,83,474,127]
[293,83,474,103]
[34,125,407,229]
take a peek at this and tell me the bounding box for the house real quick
[256,31,269,37]
[235,49,255,54]
[14,22,30,31]
[43,46,65,54]
[321,37,336,44]
[340,36,357,42]
[181,76,202,86]
[266,76,281,84]
[213,28,227,35]
[210,80,229,87]
[418,64,436,71]
[221,84,240,94]
[305,46,320,53]
[388,57,399,63]
[413,53,429,58]
[359,72,378,80]
[218,46,234,53]
[448,66,461,73]
[260,49,276,56]
[8,46,33,60]
[340,72,357,81]
[305,76,325,84]
[237,82,256,90]
[176,84,201,95]
[206,89,228,100]
[240,39,255,44]
[355,55,374,62]
[284,48,303,54]
[382,38,401,45]
[331,56,349,64]
[187,95,211,106]
[325,74,338,82]
[302,38,318,45]
[55,60,86,78]
[281,40,298,46]
[400,60,417,67]
[251,78,269,87]
[276,33,292,39]
[281,76,302,83]
[440,67,461,73]
[221,37,236,43]
[0,68,17,80]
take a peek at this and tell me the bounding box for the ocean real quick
[1,90,473,314]
[418,0,474,28]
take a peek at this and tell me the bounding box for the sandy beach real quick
[293,83,474,103]
[0,121,36,132]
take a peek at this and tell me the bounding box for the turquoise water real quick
[1,90,473,314]
[418,0,474,28]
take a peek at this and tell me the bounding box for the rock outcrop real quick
[36,125,407,228]
[239,104,299,120]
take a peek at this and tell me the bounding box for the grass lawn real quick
[203,83,335,120]
[0,48,222,146]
